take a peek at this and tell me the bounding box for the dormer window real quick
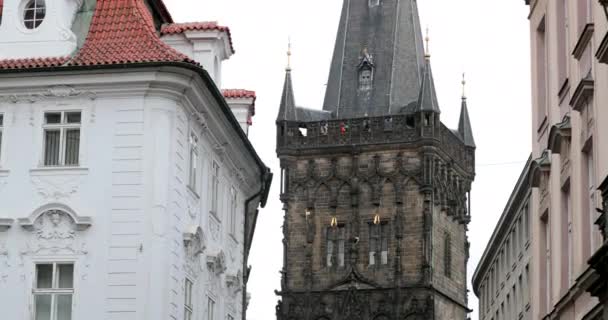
[23,0,46,29]
[359,67,373,91]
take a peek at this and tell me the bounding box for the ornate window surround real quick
[18,203,92,231]
[0,218,13,231]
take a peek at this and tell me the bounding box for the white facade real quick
[0,0,81,59]
[0,66,266,320]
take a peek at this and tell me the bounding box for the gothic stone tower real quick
[275,1,476,319]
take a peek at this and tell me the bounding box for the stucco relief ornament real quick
[186,194,198,219]
[209,216,221,241]
[184,227,206,277]
[31,175,84,201]
[19,209,91,256]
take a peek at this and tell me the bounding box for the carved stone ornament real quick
[206,250,227,275]
[18,206,91,256]
[31,173,87,201]
[183,226,206,277]
[0,85,96,104]
[225,270,242,297]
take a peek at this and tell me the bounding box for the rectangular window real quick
[556,0,568,86]
[369,222,388,265]
[536,18,547,128]
[561,186,573,287]
[577,0,592,33]
[584,150,601,252]
[541,214,551,314]
[42,111,81,167]
[229,187,237,236]
[33,263,74,320]
[524,264,530,309]
[184,279,193,320]
[211,161,220,216]
[327,224,345,267]
[524,203,530,243]
[0,113,3,162]
[188,133,199,192]
[280,167,288,194]
[444,232,452,278]
[207,297,215,320]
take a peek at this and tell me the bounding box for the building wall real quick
[526,0,608,318]
[0,69,260,320]
[473,161,533,320]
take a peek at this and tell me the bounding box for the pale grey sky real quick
[165,1,532,319]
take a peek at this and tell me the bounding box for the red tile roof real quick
[0,0,194,70]
[161,22,235,54]
[68,0,193,66]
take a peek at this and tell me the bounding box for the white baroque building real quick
[0,0,272,320]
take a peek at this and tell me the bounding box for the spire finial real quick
[425,27,431,59]
[461,73,466,99]
[286,37,292,71]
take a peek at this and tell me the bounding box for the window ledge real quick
[0,218,14,231]
[0,169,9,178]
[187,186,200,199]
[596,30,608,64]
[557,78,570,105]
[569,77,594,111]
[30,167,89,176]
[573,23,594,60]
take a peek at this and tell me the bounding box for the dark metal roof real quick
[458,97,475,148]
[322,0,436,118]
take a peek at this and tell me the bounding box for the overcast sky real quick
[166,1,532,319]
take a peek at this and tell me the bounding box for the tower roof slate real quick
[322,0,439,118]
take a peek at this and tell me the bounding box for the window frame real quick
[211,161,220,217]
[184,278,193,320]
[41,111,82,168]
[0,113,4,165]
[33,262,75,320]
[188,133,199,194]
[23,0,46,30]
[229,186,237,237]
[368,221,389,266]
[326,223,346,268]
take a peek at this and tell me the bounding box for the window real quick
[33,263,74,320]
[327,224,345,267]
[229,187,237,236]
[444,232,452,278]
[556,0,568,86]
[280,167,288,194]
[188,133,199,192]
[184,279,193,320]
[561,186,573,286]
[0,114,3,162]
[358,67,373,90]
[207,297,215,320]
[369,222,388,265]
[211,161,220,216]
[536,18,547,128]
[43,111,81,167]
[584,149,601,252]
[541,214,551,314]
[23,0,46,29]
[369,0,380,7]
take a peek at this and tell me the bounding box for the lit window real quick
[229,187,237,236]
[211,161,220,216]
[184,279,193,320]
[188,133,199,192]
[43,111,81,167]
[369,222,388,265]
[23,0,46,29]
[326,224,345,267]
[207,297,215,320]
[34,263,74,320]
[0,114,3,162]
[358,67,373,90]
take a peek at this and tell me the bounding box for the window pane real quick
[65,112,81,124]
[35,294,52,320]
[0,131,3,160]
[57,264,73,289]
[44,113,61,124]
[36,264,53,289]
[0,114,4,126]
[55,295,72,320]
[44,130,60,166]
[64,129,80,166]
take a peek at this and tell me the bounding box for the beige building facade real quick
[475,0,608,319]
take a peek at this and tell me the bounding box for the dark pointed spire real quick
[277,42,297,122]
[417,57,440,113]
[458,74,475,148]
[323,0,434,118]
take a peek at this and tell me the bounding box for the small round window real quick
[23,0,46,29]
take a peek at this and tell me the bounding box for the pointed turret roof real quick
[322,0,436,118]
[277,68,297,121]
[417,59,440,113]
[458,97,475,148]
